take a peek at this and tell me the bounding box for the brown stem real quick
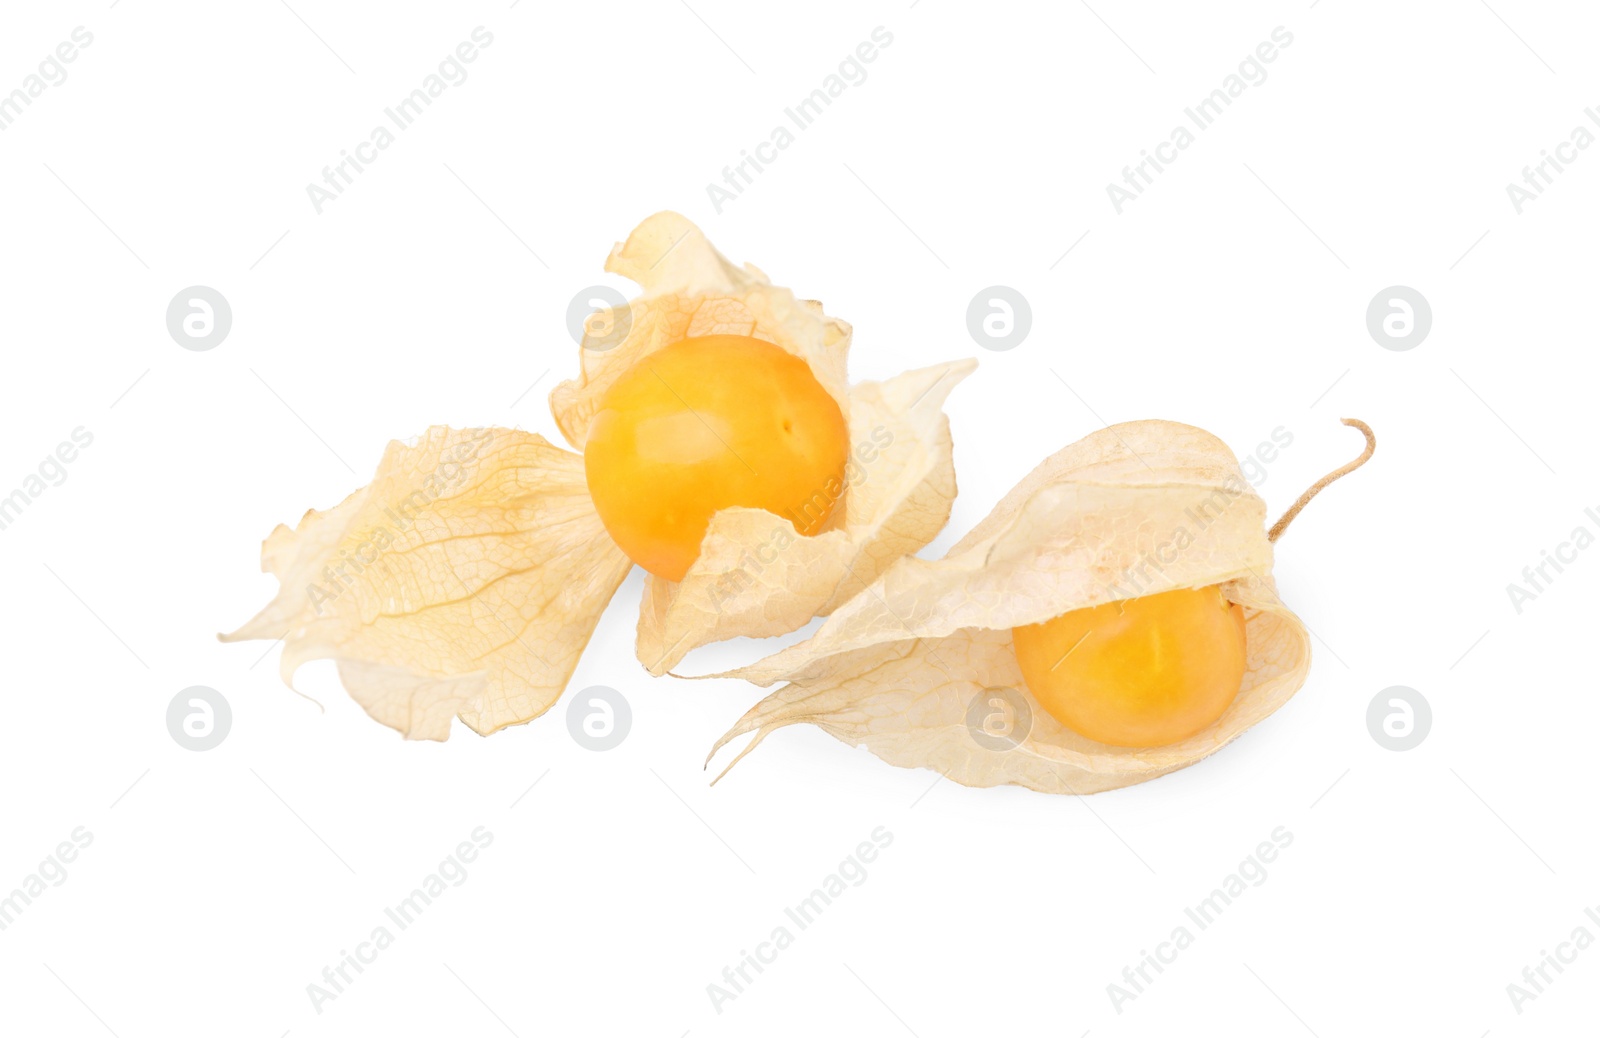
[1268,418,1376,543]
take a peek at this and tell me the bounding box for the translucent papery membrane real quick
[222,427,633,740]
[709,421,1313,794]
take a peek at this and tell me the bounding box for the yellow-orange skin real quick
[1012,586,1248,748]
[583,335,850,582]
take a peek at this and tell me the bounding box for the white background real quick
[1,1,1594,1035]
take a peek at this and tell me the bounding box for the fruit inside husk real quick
[708,419,1375,794]
[552,212,978,677]
[221,212,977,739]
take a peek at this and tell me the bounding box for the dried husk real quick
[221,427,632,740]
[224,214,972,738]
[708,421,1313,794]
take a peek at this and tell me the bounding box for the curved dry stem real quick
[1268,418,1376,543]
